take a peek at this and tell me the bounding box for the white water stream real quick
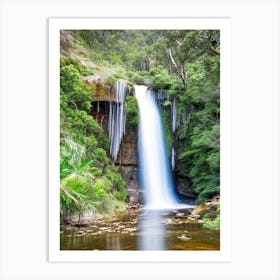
[108,80,127,160]
[135,86,183,209]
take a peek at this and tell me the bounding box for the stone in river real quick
[177,234,191,241]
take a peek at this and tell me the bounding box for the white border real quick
[49,18,231,262]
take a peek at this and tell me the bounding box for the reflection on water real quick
[138,210,165,250]
[106,234,120,250]
[60,208,220,251]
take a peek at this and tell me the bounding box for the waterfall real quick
[152,90,169,105]
[135,85,180,209]
[171,97,177,133]
[182,109,187,126]
[170,98,177,170]
[108,80,127,160]
[171,147,175,170]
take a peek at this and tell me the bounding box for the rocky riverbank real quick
[60,203,220,250]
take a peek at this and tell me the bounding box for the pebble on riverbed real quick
[162,218,185,225]
[177,234,191,241]
[175,212,185,217]
[187,214,201,220]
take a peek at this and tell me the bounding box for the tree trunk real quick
[167,48,187,90]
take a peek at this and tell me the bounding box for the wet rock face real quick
[119,165,142,205]
[116,127,137,165]
[91,81,115,102]
[91,101,110,131]
[60,30,74,56]
[191,197,219,217]
[61,211,96,226]
[60,30,97,70]
[115,127,141,204]
[176,177,197,198]
[84,77,116,102]
[172,142,197,200]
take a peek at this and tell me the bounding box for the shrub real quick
[125,96,139,126]
[202,204,220,231]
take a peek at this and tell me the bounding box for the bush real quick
[60,137,127,217]
[149,66,178,90]
[203,204,220,231]
[129,71,152,86]
[125,96,139,126]
[80,67,95,76]
[60,64,91,112]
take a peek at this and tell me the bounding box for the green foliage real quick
[203,216,220,231]
[128,71,152,86]
[80,67,95,76]
[60,58,126,218]
[105,167,127,201]
[60,64,91,112]
[60,57,94,76]
[60,177,96,216]
[203,204,220,231]
[93,177,112,198]
[177,56,220,203]
[163,100,171,107]
[60,138,96,215]
[60,57,83,71]
[149,66,179,91]
[60,137,127,217]
[125,96,139,126]
[161,110,173,155]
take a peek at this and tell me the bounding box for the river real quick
[60,207,219,250]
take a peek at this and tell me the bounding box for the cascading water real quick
[136,86,195,250]
[171,97,177,133]
[108,80,127,160]
[171,147,175,170]
[135,85,181,209]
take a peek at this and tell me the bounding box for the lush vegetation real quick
[203,203,220,231]
[60,58,126,220]
[60,30,220,221]
[177,52,220,203]
[125,96,139,127]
